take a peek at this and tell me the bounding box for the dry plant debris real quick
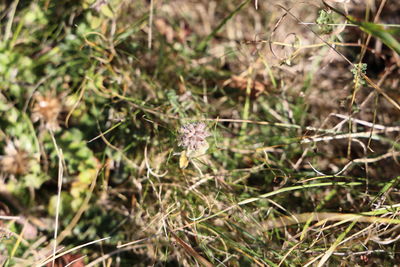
[0,0,400,266]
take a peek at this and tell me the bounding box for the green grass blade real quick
[323,0,400,55]
[317,220,357,267]
[371,176,400,204]
[238,181,362,205]
[356,19,400,55]
[196,0,250,52]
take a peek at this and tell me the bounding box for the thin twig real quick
[148,0,154,49]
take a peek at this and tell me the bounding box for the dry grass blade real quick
[36,237,110,266]
[168,228,213,267]
[49,130,64,267]
[55,169,99,245]
[0,216,20,220]
[86,245,146,267]
[263,212,400,230]
[317,221,357,267]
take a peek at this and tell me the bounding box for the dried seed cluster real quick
[31,92,62,131]
[0,141,30,176]
[178,122,210,152]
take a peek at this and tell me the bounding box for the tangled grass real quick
[1,0,400,266]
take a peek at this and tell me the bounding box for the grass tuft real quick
[1,0,400,266]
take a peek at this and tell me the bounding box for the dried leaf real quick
[179,151,189,169]
[224,75,266,98]
[45,253,85,267]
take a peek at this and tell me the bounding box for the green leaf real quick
[323,0,400,55]
[355,19,400,55]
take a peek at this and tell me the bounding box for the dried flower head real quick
[0,141,31,176]
[31,92,62,131]
[178,122,210,152]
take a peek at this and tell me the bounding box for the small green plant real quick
[316,9,334,34]
[351,63,367,89]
